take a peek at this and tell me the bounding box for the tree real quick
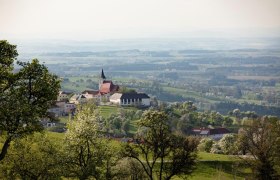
[198,138,214,153]
[237,116,280,179]
[218,134,237,155]
[210,142,223,154]
[122,110,199,180]
[114,158,148,179]
[209,111,223,126]
[118,86,137,93]
[62,103,117,180]
[222,116,233,127]
[0,40,60,161]
[180,101,197,114]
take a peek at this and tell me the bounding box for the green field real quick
[98,105,119,118]
[189,152,249,180]
[162,86,220,103]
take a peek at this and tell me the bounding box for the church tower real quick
[101,69,106,80]
[99,69,106,89]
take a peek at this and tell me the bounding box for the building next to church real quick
[110,92,150,107]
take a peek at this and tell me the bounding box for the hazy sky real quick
[1,0,280,40]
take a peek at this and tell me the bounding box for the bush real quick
[210,143,223,154]
[218,134,237,154]
[114,158,147,179]
[198,138,214,152]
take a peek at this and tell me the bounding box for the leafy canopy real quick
[0,40,60,161]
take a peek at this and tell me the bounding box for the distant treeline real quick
[213,101,280,117]
[209,76,278,86]
[206,66,280,76]
[50,63,198,72]
[41,50,173,57]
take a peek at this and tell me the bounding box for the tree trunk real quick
[0,136,12,161]
[159,156,164,180]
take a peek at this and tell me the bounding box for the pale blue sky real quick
[1,0,280,40]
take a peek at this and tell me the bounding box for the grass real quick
[162,86,219,103]
[128,118,139,134]
[98,105,137,119]
[45,131,65,140]
[98,105,119,118]
[189,161,244,180]
[198,152,236,161]
[188,152,250,180]
[59,116,70,124]
[98,105,139,134]
[61,81,90,93]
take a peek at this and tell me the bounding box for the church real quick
[98,69,119,94]
[81,69,119,102]
[79,69,150,106]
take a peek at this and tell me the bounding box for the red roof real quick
[192,127,230,135]
[100,81,119,94]
[209,128,230,135]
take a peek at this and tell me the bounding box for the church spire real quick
[101,69,106,79]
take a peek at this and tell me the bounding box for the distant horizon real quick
[5,36,278,55]
[2,27,280,42]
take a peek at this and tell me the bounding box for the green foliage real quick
[114,158,148,179]
[218,134,237,155]
[208,134,238,155]
[0,133,62,179]
[210,143,223,154]
[122,110,200,180]
[118,86,137,93]
[238,117,280,179]
[104,108,142,136]
[0,40,60,161]
[165,102,236,135]
[62,103,104,179]
[222,116,234,127]
[198,138,214,153]
[0,40,18,87]
[62,103,120,179]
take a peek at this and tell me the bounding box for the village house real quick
[48,101,76,117]
[69,94,87,104]
[57,91,72,102]
[48,104,63,117]
[64,102,76,115]
[110,92,151,107]
[192,127,230,140]
[82,90,99,99]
